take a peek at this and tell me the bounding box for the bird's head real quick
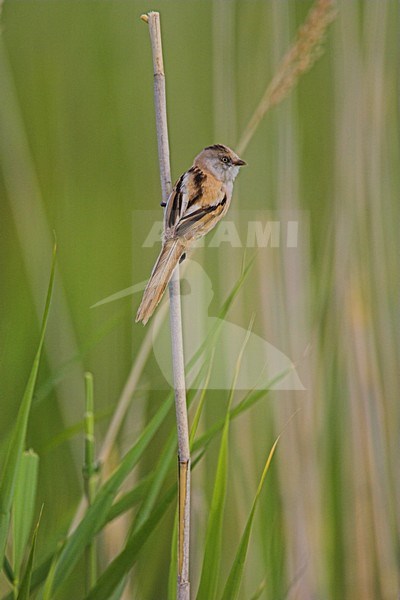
[194,144,246,183]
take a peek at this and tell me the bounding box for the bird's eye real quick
[221,156,229,163]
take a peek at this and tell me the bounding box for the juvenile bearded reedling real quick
[136,144,246,325]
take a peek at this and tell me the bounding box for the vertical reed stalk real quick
[141,12,190,600]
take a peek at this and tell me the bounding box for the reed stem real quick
[141,12,190,599]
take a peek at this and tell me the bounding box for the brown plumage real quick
[135,239,185,325]
[136,144,246,324]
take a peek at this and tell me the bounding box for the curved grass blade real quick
[2,557,14,587]
[0,243,56,565]
[107,577,128,600]
[221,437,280,600]
[16,506,43,600]
[12,450,39,582]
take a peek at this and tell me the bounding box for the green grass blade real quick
[48,391,173,594]
[0,243,56,565]
[221,437,280,600]
[12,450,39,581]
[84,484,176,600]
[2,556,14,586]
[107,578,127,600]
[16,506,43,600]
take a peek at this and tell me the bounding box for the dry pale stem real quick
[142,11,191,600]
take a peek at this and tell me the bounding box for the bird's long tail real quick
[135,239,185,325]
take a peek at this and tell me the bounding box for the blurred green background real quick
[1,1,399,598]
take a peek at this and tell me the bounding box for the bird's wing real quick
[175,195,227,237]
[164,173,186,230]
[164,167,226,238]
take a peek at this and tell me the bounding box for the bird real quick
[135,144,246,324]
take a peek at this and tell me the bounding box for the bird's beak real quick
[234,157,246,166]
